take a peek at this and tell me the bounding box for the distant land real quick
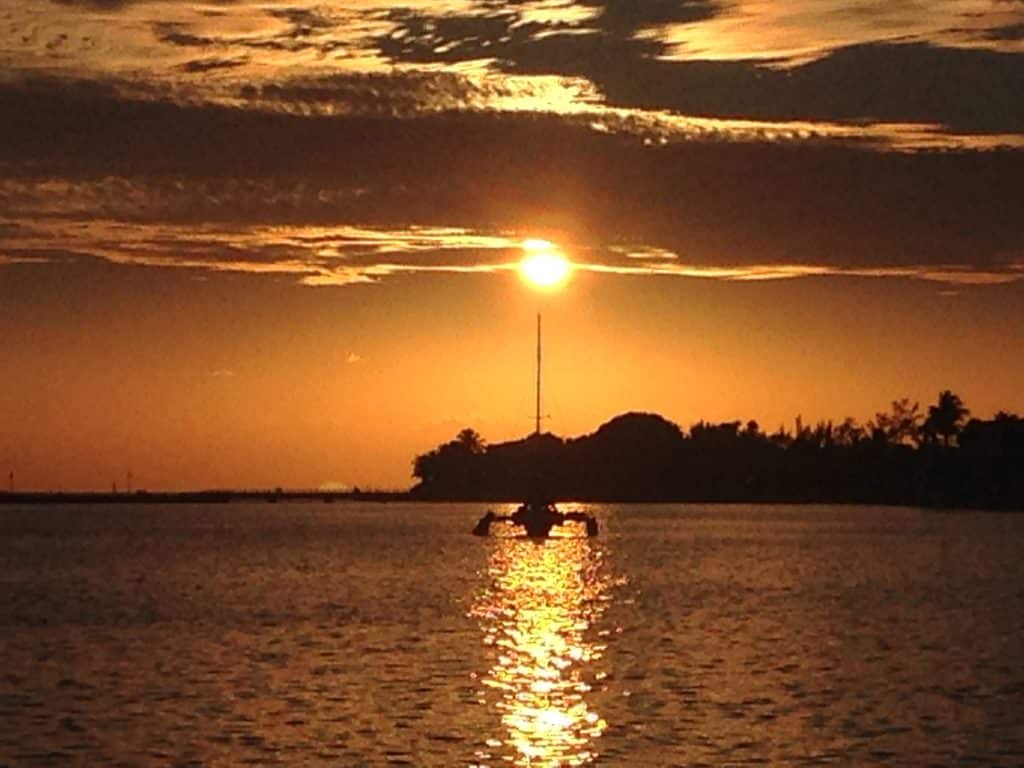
[411,392,1024,511]
[0,489,408,505]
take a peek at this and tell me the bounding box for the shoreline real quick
[0,491,1019,512]
[0,490,410,505]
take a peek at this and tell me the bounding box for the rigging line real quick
[535,312,542,437]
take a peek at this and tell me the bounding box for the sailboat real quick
[472,314,599,538]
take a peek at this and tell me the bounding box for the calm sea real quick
[2,503,1023,767]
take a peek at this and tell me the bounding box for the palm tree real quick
[455,428,486,455]
[924,390,970,447]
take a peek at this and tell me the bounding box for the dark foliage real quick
[411,393,1024,510]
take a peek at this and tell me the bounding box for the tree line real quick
[411,391,1024,509]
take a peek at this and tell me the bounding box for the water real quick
[2,503,1023,766]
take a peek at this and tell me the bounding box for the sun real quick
[519,240,571,289]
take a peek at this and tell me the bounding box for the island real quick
[411,392,1024,510]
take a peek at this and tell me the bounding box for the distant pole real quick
[127,471,133,494]
[7,471,12,493]
[535,312,542,437]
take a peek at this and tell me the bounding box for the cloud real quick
[0,218,522,284]
[379,6,1024,135]
[8,0,1020,145]
[51,0,238,9]
[239,71,502,117]
[582,259,1024,286]
[0,221,24,239]
[149,6,365,59]
[346,352,362,364]
[3,214,1023,288]
[1,77,1022,287]
[375,0,723,68]
[22,1,1015,137]
[50,0,135,9]
[240,70,1019,150]
[984,22,1024,41]
[267,7,338,37]
[0,254,52,265]
[180,57,249,74]
[153,22,214,48]
[614,245,678,261]
[589,0,722,32]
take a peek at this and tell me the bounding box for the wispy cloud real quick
[0,254,52,265]
[3,217,1022,288]
[656,0,1024,62]
[583,259,1024,286]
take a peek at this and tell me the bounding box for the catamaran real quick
[472,313,599,538]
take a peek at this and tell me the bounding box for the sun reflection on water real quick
[470,533,618,766]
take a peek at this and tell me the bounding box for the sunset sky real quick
[2,0,1023,491]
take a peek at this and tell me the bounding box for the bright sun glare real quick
[520,240,571,289]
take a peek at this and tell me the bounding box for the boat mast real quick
[535,312,542,437]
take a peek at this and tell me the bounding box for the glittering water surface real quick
[2,503,1023,766]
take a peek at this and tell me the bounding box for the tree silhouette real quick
[412,449,441,486]
[410,394,1024,510]
[924,390,970,447]
[456,428,486,454]
[871,398,923,446]
[834,417,867,446]
[412,428,489,496]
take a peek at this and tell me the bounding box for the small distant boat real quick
[473,314,598,539]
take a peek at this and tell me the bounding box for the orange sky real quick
[3,257,1022,491]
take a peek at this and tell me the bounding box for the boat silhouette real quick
[473,314,599,539]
